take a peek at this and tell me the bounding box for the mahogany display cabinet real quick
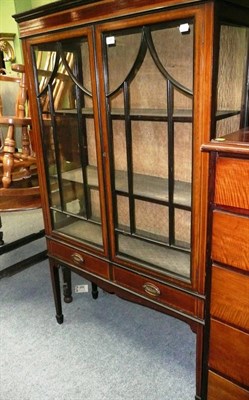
[14,1,249,399]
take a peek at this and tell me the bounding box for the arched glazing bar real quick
[33,40,95,220]
[106,29,148,234]
[145,26,193,246]
[34,46,67,210]
[36,42,92,99]
[104,22,193,255]
[106,26,193,98]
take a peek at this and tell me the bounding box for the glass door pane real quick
[103,20,194,280]
[215,25,249,136]
[32,39,103,248]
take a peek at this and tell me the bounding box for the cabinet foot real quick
[91,282,98,299]
[63,295,73,303]
[56,314,64,324]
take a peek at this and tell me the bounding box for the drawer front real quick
[215,157,249,210]
[211,265,249,331]
[209,319,249,387]
[208,371,249,400]
[212,211,249,272]
[113,267,204,319]
[48,240,109,279]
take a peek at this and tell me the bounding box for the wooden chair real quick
[0,64,40,210]
[0,64,46,273]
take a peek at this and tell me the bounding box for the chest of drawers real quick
[202,128,249,400]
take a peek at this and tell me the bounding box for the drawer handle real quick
[71,253,85,265]
[143,282,161,297]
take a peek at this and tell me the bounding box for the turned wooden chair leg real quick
[2,125,15,188]
[62,266,73,303]
[91,282,98,299]
[0,217,3,246]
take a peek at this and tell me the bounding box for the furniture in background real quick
[202,129,249,400]
[0,64,40,202]
[0,64,46,275]
[14,0,249,398]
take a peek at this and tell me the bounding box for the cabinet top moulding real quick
[201,128,249,155]
[13,0,249,38]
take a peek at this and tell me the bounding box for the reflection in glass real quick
[216,25,249,136]
[32,39,103,248]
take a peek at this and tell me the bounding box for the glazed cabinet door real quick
[96,8,208,289]
[31,31,108,254]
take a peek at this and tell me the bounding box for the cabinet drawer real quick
[208,371,249,400]
[48,240,109,279]
[215,157,249,210]
[211,265,249,331]
[113,267,204,319]
[212,211,249,272]
[209,319,249,387]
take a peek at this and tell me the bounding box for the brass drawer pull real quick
[71,253,85,265]
[143,282,161,297]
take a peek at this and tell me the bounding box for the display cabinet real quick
[14,1,249,399]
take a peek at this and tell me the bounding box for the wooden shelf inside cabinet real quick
[53,218,103,247]
[61,166,192,207]
[117,233,191,278]
[109,108,193,122]
[52,216,191,277]
[57,108,194,121]
[57,108,240,122]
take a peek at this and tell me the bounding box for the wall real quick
[0,0,24,66]
[31,0,59,8]
[0,0,59,144]
[0,0,59,65]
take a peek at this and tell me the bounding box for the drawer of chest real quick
[48,240,109,279]
[211,265,249,331]
[214,156,249,210]
[113,266,204,320]
[212,210,249,272]
[209,319,249,387]
[207,371,249,400]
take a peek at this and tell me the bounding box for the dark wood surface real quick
[13,0,249,24]
[48,240,110,279]
[113,265,204,320]
[201,128,249,154]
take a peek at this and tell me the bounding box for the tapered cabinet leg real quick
[196,324,205,400]
[91,282,98,299]
[49,259,64,324]
[62,266,73,303]
[0,217,3,246]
